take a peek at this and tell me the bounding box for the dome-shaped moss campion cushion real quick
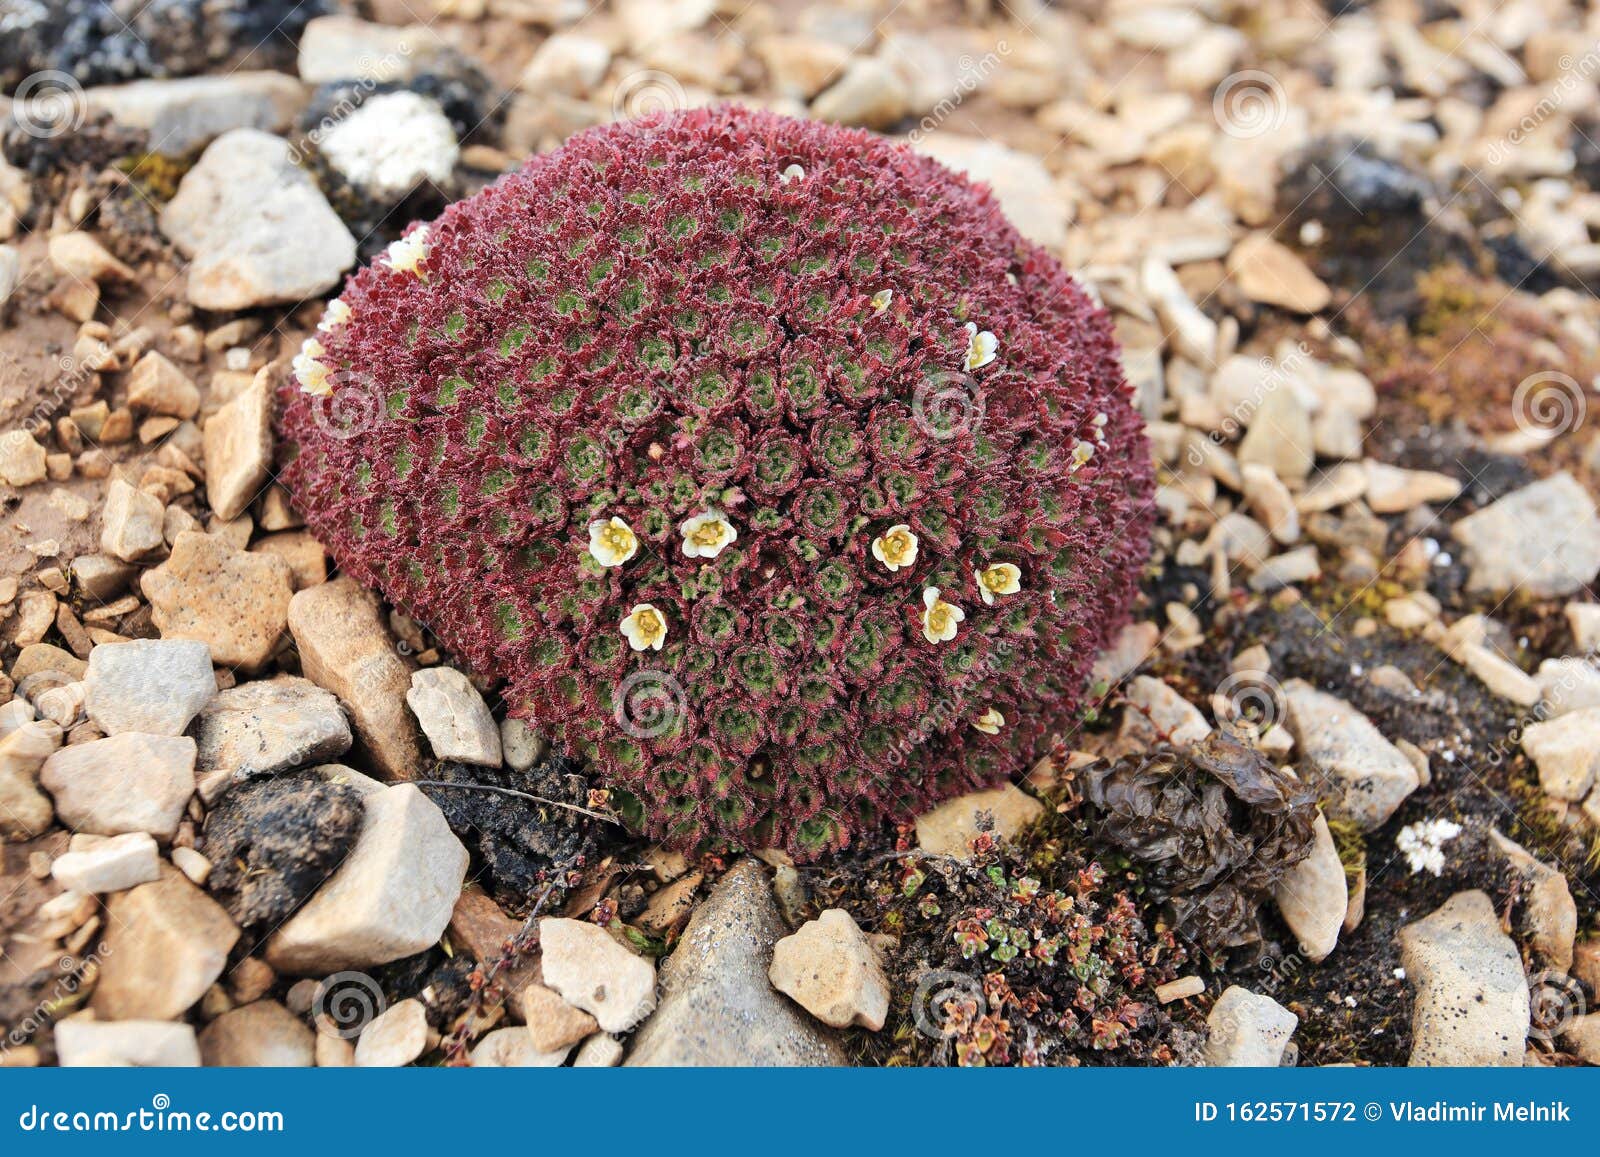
[277,106,1153,860]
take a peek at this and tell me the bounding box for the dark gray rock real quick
[625,858,849,1066]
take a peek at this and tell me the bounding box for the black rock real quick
[0,0,328,90]
[201,770,365,932]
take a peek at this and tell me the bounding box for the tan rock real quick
[142,532,293,671]
[518,982,598,1052]
[93,866,240,1020]
[769,908,889,1030]
[0,721,60,839]
[199,1000,315,1066]
[287,578,425,779]
[914,784,1045,858]
[538,917,657,1033]
[126,350,201,418]
[99,478,165,561]
[47,231,135,283]
[56,1020,200,1066]
[811,57,908,130]
[250,530,326,589]
[202,368,273,521]
[1272,813,1346,962]
[0,429,47,487]
[354,998,432,1067]
[39,732,196,840]
[1226,233,1330,313]
[470,1026,569,1067]
[1399,890,1529,1066]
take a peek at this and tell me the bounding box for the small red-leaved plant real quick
[278,106,1152,859]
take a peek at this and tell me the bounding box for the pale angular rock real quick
[914,134,1068,250]
[40,733,196,841]
[1237,384,1314,482]
[470,1026,569,1067]
[355,998,431,1067]
[914,784,1045,858]
[1241,462,1299,543]
[265,778,467,974]
[1272,813,1345,962]
[811,57,908,130]
[251,530,327,590]
[0,721,60,839]
[520,32,613,96]
[1363,460,1461,514]
[1120,674,1212,747]
[539,917,657,1033]
[1452,473,1600,598]
[1296,462,1368,513]
[56,1020,200,1067]
[1088,621,1159,691]
[194,675,351,784]
[1561,1014,1600,1064]
[626,859,847,1066]
[1521,708,1600,801]
[1536,656,1600,716]
[756,35,850,100]
[199,1000,315,1066]
[99,478,165,561]
[1226,233,1330,313]
[406,667,501,766]
[519,982,598,1052]
[1489,830,1576,973]
[1451,642,1540,706]
[51,831,161,893]
[126,350,201,419]
[1248,545,1321,592]
[1205,986,1297,1066]
[1564,602,1600,652]
[160,129,356,310]
[202,369,273,521]
[47,231,135,282]
[85,72,309,154]
[85,638,215,737]
[769,909,889,1030]
[1399,890,1529,1066]
[297,15,449,84]
[93,867,240,1020]
[573,1033,624,1067]
[1283,680,1418,829]
[0,429,47,487]
[142,532,293,672]
[288,578,425,779]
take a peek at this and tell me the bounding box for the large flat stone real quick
[1452,473,1600,598]
[39,733,196,841]
[194,674,352,785]
[93,866,240,1021]
[1399,890,1529,1066]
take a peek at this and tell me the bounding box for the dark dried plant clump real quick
[1080,732,1318,959]
[278,106,1152,859]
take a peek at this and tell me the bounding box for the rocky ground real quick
[2,0,1600,1068]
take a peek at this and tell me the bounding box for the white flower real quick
[871,524,919,572]
[963,321,998,371]
[1395,818,1462,876]
[871,289,893,313]
[292,337,331,396]
[920,586,964,644]
[318,297,352,332]
[620,603,667,652]
[679,510,737,559]
[384,225,430,276]
[975,562,1022,605]
[780,163,805,184]
[1069,439,1095,471]
[972,706,1006,735]
[588,516,639,568]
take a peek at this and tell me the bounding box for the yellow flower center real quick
[691,522,724,547]
[880,530,914,565]
[604,526,634,553]
[926,603,956,634]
